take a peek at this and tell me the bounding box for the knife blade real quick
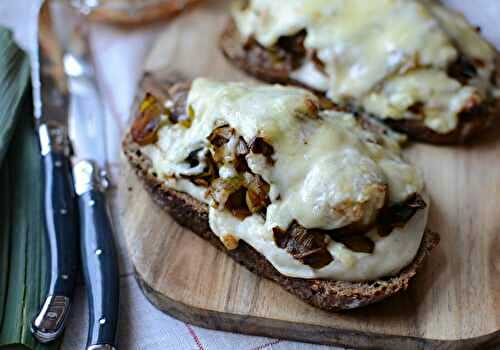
[50,1,120,350]
[31,1,79,343]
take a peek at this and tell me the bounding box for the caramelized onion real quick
[131,93,196,145]
[273,222,333,269]
[208,124,234,147]
[226,188,252,219]
[309,50,326,75]
[377,193,426,237]
[209,173,271,219]
[334,236,375,254]
[276,30,307,56]
[185,148,202,168]
[131,93,168,145]
[245,175,271,214]
[272,193,426,260]
[181,150,219,188]
[234,137,251,173]
[208,125,236,163]
[166,104,195,127]
[207,126,252,171]
[249,137,275,165]
[447,55,478,84]
[210,176,241,203]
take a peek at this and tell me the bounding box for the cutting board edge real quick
[132,265,500,350]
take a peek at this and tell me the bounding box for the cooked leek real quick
[0,27,60,350]
[0,29,30,166]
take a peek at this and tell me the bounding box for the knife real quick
[50,1,121,349]
[33,1,120,349]
[31,2,79,343]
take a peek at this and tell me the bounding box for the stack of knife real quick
[30,2,119,350]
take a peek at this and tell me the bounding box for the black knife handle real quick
[74,160,119,350]
[42,151,79,295]
[32,123,78,343]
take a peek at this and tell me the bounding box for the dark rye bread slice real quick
[220,19,500,144]
[122,75,440,311]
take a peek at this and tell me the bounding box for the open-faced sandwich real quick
[74,0,202,25]
[221,0,500,144]
[123,76,439,311]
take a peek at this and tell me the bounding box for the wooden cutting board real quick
[118,1,500,348]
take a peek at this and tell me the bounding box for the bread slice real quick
[83,0,202,26]
[122,73,440,311]
[220,19,500,144]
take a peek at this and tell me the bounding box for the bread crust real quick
[122,76,440,311]
[85,0,202,26]
[220,19,500,144]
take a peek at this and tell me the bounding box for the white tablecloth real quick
[1,1,499,349]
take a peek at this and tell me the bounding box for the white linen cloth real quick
[1,1,499,349]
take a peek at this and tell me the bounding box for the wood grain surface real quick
[118,1,500,348]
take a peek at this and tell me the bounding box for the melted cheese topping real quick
[362,69,479,132]
[233,0,498,134]
[141,78,428,281]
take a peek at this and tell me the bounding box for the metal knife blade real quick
[50,1,108,169]
[31,1,79,343]
[50,2,120,350]
[33,1,68,125]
